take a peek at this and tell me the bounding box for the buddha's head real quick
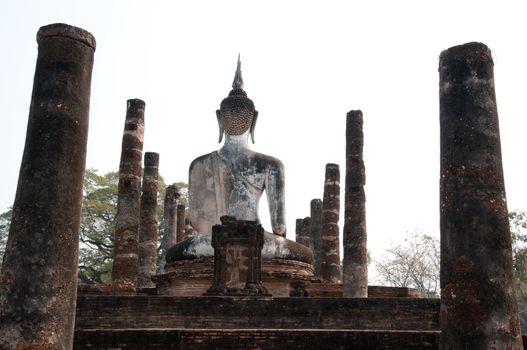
[217,56,258,143]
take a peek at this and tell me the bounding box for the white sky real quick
[1,1,526,274]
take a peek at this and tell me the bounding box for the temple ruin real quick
[111,98,145,295]
[0,23,524,350]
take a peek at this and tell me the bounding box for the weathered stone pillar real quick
[164,185,180,246]
[184,218,194,239]
[303,217,312,249]
[310,199,323,275]
[111,99,145,294]
[159,184,179,272]
[137,152,159,289]
[439,42,523,349]
[176,204,186,242]
[295,217,312,249]
[295,218,303,243]
[343,110,368,297]
[0,23,95,349]
[320,164,341,283]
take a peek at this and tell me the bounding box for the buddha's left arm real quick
[266,160,286,237]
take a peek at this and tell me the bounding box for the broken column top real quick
[127,98,146,111]
[144,152,159,167]
[346,110,363,123]
[37,23,96,50]
[325,163,340,174]
[311,198,322,208]
[166,184,181,199]
[439,42,493,67]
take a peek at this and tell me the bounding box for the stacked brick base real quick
[73,295,527,349]
[74,295,439,349]
[75,329,441,349]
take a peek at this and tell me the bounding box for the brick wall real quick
[75,296,439,331]
[74,329,441,350]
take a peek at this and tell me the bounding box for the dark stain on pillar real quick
[176,204,186,243]
[439,42,523,349]
[0,23,95,349]
[158,185,179,273]
[111,99,145,295]
[137,152,159,289]
[310,199,322,276]
[296,217,312,249]
[184,218,194,240]
[320,163,341,283]
[343,110,368,298]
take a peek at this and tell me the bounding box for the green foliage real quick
[374,211,527,327]
[156,181,189,272]
[78,168,178,284]
[78,169,119,283]
[0,168,187,285]
[174,181,189,208]
[375,231,440,298]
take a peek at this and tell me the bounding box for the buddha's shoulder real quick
[251,151,284,170]
[189,151,218,170]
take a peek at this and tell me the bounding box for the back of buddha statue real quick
[189,151,233,235]
[187,56,286,237]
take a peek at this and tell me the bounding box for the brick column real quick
[159,184,179,272]
[295,217,312,249]
[137,152,159,289]
[184,218,194,240]
[176,204,186,242]
[439,42,523,349]
[320,164,341,283]
[295,218,302,243]
[111,99,145,294]
[310,199,322,275]
[343,110,368,297]
[0,23,95,349]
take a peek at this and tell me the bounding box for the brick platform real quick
[75,296,439,331]
[74,329,441,349]
[73,296,527,349]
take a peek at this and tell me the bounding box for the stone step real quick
[73,328,441,350]
[75,295,440,331]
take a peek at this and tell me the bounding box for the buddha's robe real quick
[189,150,286,236]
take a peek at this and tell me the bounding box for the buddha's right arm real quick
[266,160,286,237]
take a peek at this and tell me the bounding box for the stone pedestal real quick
[205,216,270,296]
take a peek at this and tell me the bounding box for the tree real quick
[77,169,119,283]
[173,181,189,208]
[375,231,440,298]
[0,168,187,284]
[78,168,176,284]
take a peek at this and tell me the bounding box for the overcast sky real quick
[1,1,526,274]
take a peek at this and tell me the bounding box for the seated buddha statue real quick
[166,57,312,265]
[188,58,285,237]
